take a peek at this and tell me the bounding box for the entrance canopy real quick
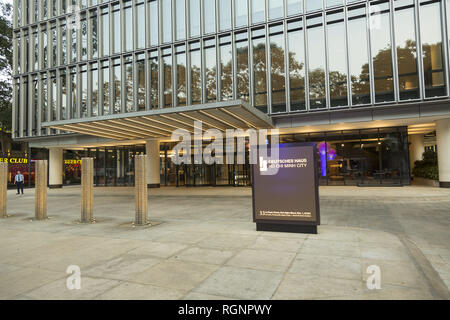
[42,100,273,140]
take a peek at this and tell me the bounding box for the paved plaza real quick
[0,185,449,300]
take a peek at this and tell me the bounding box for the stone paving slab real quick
[1,186,449,300]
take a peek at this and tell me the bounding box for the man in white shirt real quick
[15,171,24,195]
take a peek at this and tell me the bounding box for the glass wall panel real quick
[394,0,420,100]
[252,0,266,24]
[190,0,201,37]
[33,28,38,71]
[307,15,326,109]
[420,0,446,97]
[60,70,67,120]
[52,23,57,66]
[70,67,77,118]
[252,27,267,113]
[204,0,216,34]
[306,0,322,12]
[287,19,306,111]
[176,45,187,106]
[136,0,146,49]
[162,48,173,107]
[102,60,110,115]
[113,58,121,113]
[370,1,394,103]
[81,13,88,61]
[205,38,217,102]
[81,65,88,117]
[71,20,77,63]
[327,0,343,8]
[347,5,370,105]
[176,0,186,40]
[41,74,47,134]
[124,2,133,52]
[149,51,159,109]
[124,56,133,112]
[149,0,159,46]
[136,54,146,111]
[17,35,21,74]
[101,8,109,56]
[269,24,286,113]
[235,0,248,27]
[219,0,232,31]
[50,74,56,122]
[162,0,172,43]
[220,35,233,100]
[32,75,38,136]
[61,21,67,65]
[269,0,284,20]
[326,11,348,107]
[112,5,121,54]
[287,0,303,16]
[91,62,99,116]
[90,11,98,59]
[190,42,202,104]
[236,31,250,101]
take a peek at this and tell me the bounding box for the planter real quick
[413,177,440,187]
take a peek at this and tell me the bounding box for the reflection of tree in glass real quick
[236,45,249,101]
[253,42,267,106]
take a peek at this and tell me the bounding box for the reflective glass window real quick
[70,67,77,118]
[190,0,201,37]
[149,0,159,46]
[136,1,146,49]
[33,28,38,71]
[124,56,133,112]
[112,5,121,54]
[326,11,348,107]
[81,13,88,61]
[204,0,216,34]
[252,27,267,113]
[326,0,343,8]
[307,15,326,109]
[347,5,370,105]
[235,0,248,27]
[91,62,99,116]
[394,0,419,100]
[370,1,394,103]
[269,24,286,113]
[176,45,187,106]
[102,60,110,115]
[219,0,232,31]
[306,0,322,12]
[269,0,284,20]
[60,70,67,120]
[90,11,98,59]
[113,58,121,113]
[51,72,57,121]
[52,23,57,66]
[252,0,266,24]
[176,0,186,40]
[162,48,172,107]
[124,2,133,52]
[220,35,233,100]
[287,0,303,16]
[81,65,88,117]
[205,38,217,102]
[61,21,66,65]
[149,51,159,109]
[420,0,446,97]
[287,20,306,111]
[41,74,47,134]
[190,42,202,104]
[101,8,109,56]
[136,54,146,111]
[236,31,250,101]
[162,0,172,43]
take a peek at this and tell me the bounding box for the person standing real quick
[15,171,24,195]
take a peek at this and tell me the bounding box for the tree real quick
[0,0,12,153]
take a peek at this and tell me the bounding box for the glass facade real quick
[10,0,450,142]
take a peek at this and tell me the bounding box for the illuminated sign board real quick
[0,158,28,164]
[252,143,320,234]
[65,160,82,165]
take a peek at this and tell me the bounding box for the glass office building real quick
[12,0,450,187]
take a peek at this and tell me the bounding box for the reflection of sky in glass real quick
[395,8,415,50]
[370,12,391,57]
[347,18,367,80]
[306,0,322,12]
[269,0,284,20]
[287,0,302,16]
[252,0,266,23]
[420,3,442,45]
[307,25,325,74]
[327,22,347,74]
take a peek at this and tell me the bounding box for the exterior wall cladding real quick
[11,0,450,140]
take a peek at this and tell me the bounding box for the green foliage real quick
[0,1,12,132]
[413,150,439,181]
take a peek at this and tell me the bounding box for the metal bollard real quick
[35,160,48,220]
[81,158,94,223]
[134,155,148,226]
[0,162,7,218]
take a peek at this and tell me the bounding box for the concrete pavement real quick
[0,185,449,300]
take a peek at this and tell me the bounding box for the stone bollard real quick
[81,158,94,223]
[0,162,7,218]
[135,155,148,226]
[35,160,48,220]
